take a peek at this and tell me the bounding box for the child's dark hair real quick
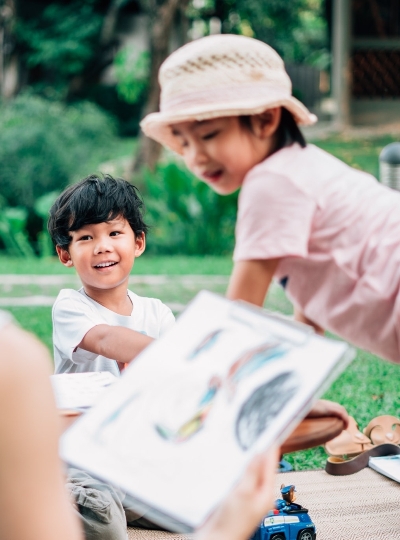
[240,107,306,151]
[48,174,148,250]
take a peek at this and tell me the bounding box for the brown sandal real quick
[325,443,400,475]
[363,415,400,445]
[325,415,400,475]
[324,416,373,457]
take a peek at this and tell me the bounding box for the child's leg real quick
[67,468,128,540]
[123,501,166,530]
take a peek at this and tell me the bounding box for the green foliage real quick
[0,205,36,258]
[190,0,328,65]
[140,161,238,255]
[17,1,102,96]
[114,47,150,105]
[34,191,61,257]
[0,93,118,210]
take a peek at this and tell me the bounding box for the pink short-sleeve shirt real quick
[234,144,400,363]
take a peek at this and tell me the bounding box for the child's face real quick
[170,115,276,195]
[56,217,145,293]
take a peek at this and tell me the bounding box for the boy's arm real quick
[227,259,280,306]
[79,325,153,364]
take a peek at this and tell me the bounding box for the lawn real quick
[2,131,400,471]
[0,254,234,275]
[3,255,400,471]
[314,133,399,180]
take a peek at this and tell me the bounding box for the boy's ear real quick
[134,233,146,257]
[252,108,281,139]
[56,246,73,267]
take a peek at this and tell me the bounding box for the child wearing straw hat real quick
[141,34,400,366]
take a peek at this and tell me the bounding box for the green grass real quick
[0,255,233,275]
[8,306,53,351]
[313,134,399,179]
[6,276,400,471]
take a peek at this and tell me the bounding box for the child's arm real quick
[195,447,279,540]
[294,306,324,335]
[306,399,349,428]
[228,260,325,334]
[79,325,153,365]
[0,323,83,540]
[227,261,349,430]
[227,259,280,305]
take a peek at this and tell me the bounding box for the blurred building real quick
[331,0,400,125]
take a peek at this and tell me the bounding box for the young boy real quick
[48,174,176,539]
[48,174,175,376]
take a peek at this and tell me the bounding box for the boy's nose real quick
[93,238,113,254]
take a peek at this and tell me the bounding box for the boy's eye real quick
[110,231,121,237]
[79,235,92,241]
[202,130,219,140]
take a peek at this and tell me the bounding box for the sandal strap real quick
[325,443,400,475]
[363,415,400,439]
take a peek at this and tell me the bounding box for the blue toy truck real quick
[250,484,316,540]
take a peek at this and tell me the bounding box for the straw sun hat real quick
[140,34,317,154]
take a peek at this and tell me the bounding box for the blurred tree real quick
[191,0,328,65]
[132,0,190,174]
[15,0,127,100]
[0,0,18,98]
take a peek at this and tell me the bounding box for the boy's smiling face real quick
[170,113,279,195]
[56,217,145,295]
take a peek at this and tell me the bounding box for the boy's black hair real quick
[240,107,307,151]
[48,174,149,250]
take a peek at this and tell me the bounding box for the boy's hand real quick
[195,447,279,540]
[306,399,349,430]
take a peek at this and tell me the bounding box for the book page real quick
[51,371,117,410]
[369,455,400,483]
[61,291,352,531]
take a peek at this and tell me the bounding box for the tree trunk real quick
[0,0,20,99]
[131,0,190,177]
[67,0,124,100]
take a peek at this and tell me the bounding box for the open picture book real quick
[369,455,400,483]
[61,291,353,532]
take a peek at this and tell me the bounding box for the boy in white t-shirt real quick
[48,174,175,539]
[48,174,175,377]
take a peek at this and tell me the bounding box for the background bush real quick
[142,161,238,256]
[0,93,119,210]
[0,93,122,253]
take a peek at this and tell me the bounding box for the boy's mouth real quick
[94,261,118,269]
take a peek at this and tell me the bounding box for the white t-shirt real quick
[234,143,400,363]
[53,288,175,375]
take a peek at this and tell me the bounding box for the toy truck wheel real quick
[270,535,285,540]
[297,530,313,540]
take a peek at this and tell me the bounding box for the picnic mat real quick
[128,467,400,540]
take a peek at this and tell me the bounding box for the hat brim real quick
[141,96,317,155]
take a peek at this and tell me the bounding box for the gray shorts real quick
[66,468,164,540]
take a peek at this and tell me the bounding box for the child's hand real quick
[306,399,349,430]
[195,447,279,540]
